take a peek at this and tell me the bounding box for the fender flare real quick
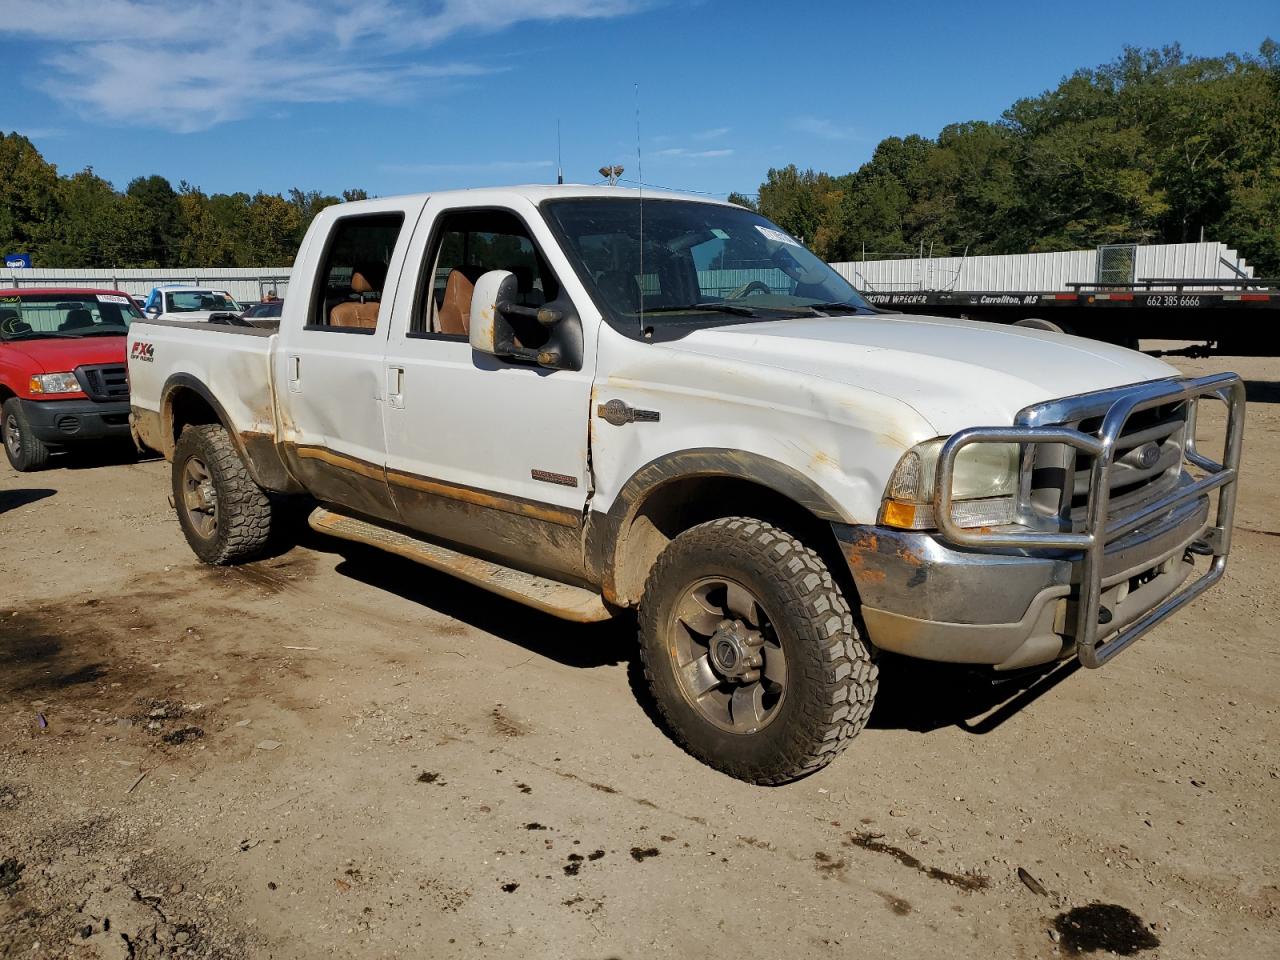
[588,447,850,604]
[159,373,298,493]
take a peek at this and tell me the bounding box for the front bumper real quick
[839,492,1210,670]
[840,372,1244,670]
[17,397,132,444]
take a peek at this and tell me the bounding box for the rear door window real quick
[310,213,406,332]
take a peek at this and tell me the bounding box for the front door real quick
[380,200,596,582]
[275,202,420,524]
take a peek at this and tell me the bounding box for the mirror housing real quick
[468,269,582,371]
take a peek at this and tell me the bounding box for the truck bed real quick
[127,318,279,459]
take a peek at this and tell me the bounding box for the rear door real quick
[274,199,423,523]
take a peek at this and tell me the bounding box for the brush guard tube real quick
[933,373,1244,668]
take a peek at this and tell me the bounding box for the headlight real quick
[29,372,82,395]
[881,437,1019,530]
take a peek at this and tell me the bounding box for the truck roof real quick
[151,285,235,293]
[1,287,129,297]
[341,183,733,210]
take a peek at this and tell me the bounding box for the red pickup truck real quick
[0,288,140,471]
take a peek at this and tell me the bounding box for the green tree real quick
[125,175,182,266]
[245,193,304,265]
[0,132,59,265]
[43,168,134,267]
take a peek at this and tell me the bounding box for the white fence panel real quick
[0,267,291,303]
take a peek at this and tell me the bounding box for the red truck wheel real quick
[2,399,51,472]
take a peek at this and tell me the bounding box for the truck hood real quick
[664,313,1179,434]
[2,335,127,374]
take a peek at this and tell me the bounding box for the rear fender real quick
[159,373,302,493]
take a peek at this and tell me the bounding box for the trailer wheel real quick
[1014,317,1073,336]
[172,424,273,565]
[638,517,877,785]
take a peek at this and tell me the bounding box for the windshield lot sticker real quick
[98,294,131,304]
[0,295,19,303]
[754,225,801,247]
[131,341,155,363]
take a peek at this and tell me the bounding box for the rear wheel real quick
[172,424,272,564]
[638,517,877,785]
[2,398,51,472]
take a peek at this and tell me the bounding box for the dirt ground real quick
[1,347,1277,960]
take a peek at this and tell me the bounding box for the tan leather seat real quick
[437,267,484,336]
[329,270,381,329]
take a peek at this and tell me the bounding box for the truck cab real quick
[143,285,244,323]
[126,187,1244,785]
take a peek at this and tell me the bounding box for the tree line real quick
[730,42,1280,276]
[0,135,368,268]
[2,41,1276,274]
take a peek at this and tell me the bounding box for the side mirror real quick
[468,270,518,357]
[468,270,583,371]
[145,307,160,318]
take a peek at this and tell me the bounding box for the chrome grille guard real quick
[933,373,1245,668]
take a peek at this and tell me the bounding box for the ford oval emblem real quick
[1135,442,1161,469]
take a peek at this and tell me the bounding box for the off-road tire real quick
[638,517,877,785]
[172,424,272,564]
[2,397,51,472]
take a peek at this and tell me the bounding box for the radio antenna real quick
[635,82,648,339]
[556,119,563,185]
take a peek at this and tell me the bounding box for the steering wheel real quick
[0,314,23,335]
[727,280,772,299]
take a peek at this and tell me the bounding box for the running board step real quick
[308,507,613,623]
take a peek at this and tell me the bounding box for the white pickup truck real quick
[127,186,1245,784]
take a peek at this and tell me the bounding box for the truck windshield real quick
[165,291,243,313]
[542,197,873,336]
[0,293,140,341]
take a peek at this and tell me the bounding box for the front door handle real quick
[387,366,405,409]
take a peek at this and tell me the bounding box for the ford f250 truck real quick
[126,187,1245,784]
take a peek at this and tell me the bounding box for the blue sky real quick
[3,1,1275,199]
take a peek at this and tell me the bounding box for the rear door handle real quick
[287,354,301,393]
[387,366,405,409]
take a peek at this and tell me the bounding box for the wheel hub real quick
[708,619,765,683]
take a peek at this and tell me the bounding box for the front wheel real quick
[2,398,51,472]
[638,517,877,785]
[172,424,273,564]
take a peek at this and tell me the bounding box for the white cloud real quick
[791,115,859,141]
[653,147,734,159]
[3,0,652,131]
[691,126,730,141]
